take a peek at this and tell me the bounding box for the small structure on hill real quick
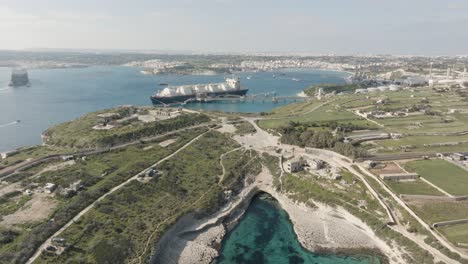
[451,153,466,161]
[44,183,57,194]
[379,173,418,181]
[285,157,307,173]
[308,159,325,170]
[364,160,378,169]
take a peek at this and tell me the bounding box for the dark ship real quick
[9,69,30,87]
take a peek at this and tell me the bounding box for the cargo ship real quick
[9,69,30,87]
[150,77,248,105]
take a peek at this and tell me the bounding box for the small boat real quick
[16,120,21,123]
[292,78,301,82]
[246,76,252,80]
[159,83,169,86]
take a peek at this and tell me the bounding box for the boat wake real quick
[0,120,20,128]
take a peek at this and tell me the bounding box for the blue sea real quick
[0,66,347,151]
[217,194,381,264]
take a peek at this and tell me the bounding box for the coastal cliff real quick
[151,167,399,264]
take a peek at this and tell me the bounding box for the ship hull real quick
[150,89,248,105]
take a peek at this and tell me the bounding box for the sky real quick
[0,0,468,55]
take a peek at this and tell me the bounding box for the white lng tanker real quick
[150,77,248,105]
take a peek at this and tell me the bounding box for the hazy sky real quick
[1,0,468,55]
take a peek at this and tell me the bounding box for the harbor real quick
[0,66,347,151]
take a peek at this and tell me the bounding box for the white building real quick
[44,183,57,194]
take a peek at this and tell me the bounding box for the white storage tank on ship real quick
[219,84,228,91]
[194,85,207,93]
[159,88,177,97]
[207,84,221,93]
[176,86,193,95]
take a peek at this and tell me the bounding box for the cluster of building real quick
[93,106,181,130]
[285,156,342,180]
[354,85,402,94]
[355,109,409,119]
[124,59,185,74]
[23,179,83,198]
[438,152,468,168]
[344,132,402,144]
[429,66,468,89]
[237,59,355,72]
[379,172,419,181]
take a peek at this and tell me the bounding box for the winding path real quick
[218,147,244,186]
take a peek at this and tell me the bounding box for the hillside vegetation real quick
[43,108,210,149]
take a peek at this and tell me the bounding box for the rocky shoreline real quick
[150,167,404,264]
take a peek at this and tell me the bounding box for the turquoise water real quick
[217,194,381,264]
[0,66,347,151]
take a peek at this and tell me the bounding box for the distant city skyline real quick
[1,0,468,55]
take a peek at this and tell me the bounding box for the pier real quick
[158,93,309,106]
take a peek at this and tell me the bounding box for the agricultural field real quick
[370,162,406,175]
[376,134,468,148]
[375,142,468,156]
[405,159,468,196]
[258,100,373,130]
[406,199,468,223]
[266,100,324,117]
[385,180,444,196]
[438,223,468,245]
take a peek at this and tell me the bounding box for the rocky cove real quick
[150,167,398,264]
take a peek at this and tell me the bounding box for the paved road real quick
[26,130,210,264]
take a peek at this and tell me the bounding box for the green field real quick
[408,200,468,223]
[405,159,468,196]
[377,134,468,148]
[438,223,468,245]
[376,142,468,156]
[258,101,372,130]
[385,180,444,196]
